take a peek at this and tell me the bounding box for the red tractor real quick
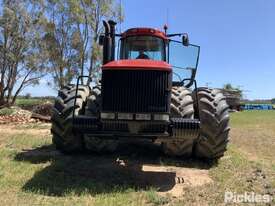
[51,20,230,159]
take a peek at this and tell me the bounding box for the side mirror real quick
[99,35,104,46]
[182,33,189,46]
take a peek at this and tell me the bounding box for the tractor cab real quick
[99,21,200,87]
[120,28,167,61]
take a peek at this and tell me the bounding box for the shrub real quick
[0,108,15,116]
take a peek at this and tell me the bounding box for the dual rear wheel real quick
[51,84,117,154]
[162,87,230,159]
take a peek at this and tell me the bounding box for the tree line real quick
[0,0,122,108]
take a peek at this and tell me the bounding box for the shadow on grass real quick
[14,142,217,197]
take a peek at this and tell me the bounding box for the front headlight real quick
[136,113,151,120]
[117,113,133,120]
[100,112,115,119]
[154,114,169,121]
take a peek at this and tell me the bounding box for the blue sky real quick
[23,0,275,99]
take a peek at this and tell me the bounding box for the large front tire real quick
[51,85,90,153]
[161,86,195,157]
[194,88,230,159]
[84,85,118,153]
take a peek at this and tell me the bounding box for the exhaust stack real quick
[108,20,117,61]
[102,20,111,64]
[102,20,116,64]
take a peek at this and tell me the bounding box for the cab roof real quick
[122,28,168,40]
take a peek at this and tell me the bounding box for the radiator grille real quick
[102,70,171,113]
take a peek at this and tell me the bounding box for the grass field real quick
[15,97,54,109]
[0,111,274,205]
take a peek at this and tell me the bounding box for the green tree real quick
[84,0,123,82]
[40,1,80,88]
[223,83,234,90]
[0,0,46,108]
[223,83,243,98]
[271,98,275,104]
[68,0,123,84]
[41,0,123,88]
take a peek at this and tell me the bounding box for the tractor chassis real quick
[72,115,200,142]
[70,75,201,142]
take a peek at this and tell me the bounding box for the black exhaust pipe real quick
[102,20,112,64]
[108,20,117,61]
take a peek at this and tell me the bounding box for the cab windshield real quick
[120,36,166,61]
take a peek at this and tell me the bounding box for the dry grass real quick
[0,111,274,205]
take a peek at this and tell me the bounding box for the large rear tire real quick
[194,88,230,159]
[161,86,195,157]
[51,85,90,153]
[84,85,118,153]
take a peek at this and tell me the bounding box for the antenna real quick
[164,8,169,34]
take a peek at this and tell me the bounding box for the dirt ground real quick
[6,122,213,198]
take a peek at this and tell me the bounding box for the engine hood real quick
[102,59,172,72]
